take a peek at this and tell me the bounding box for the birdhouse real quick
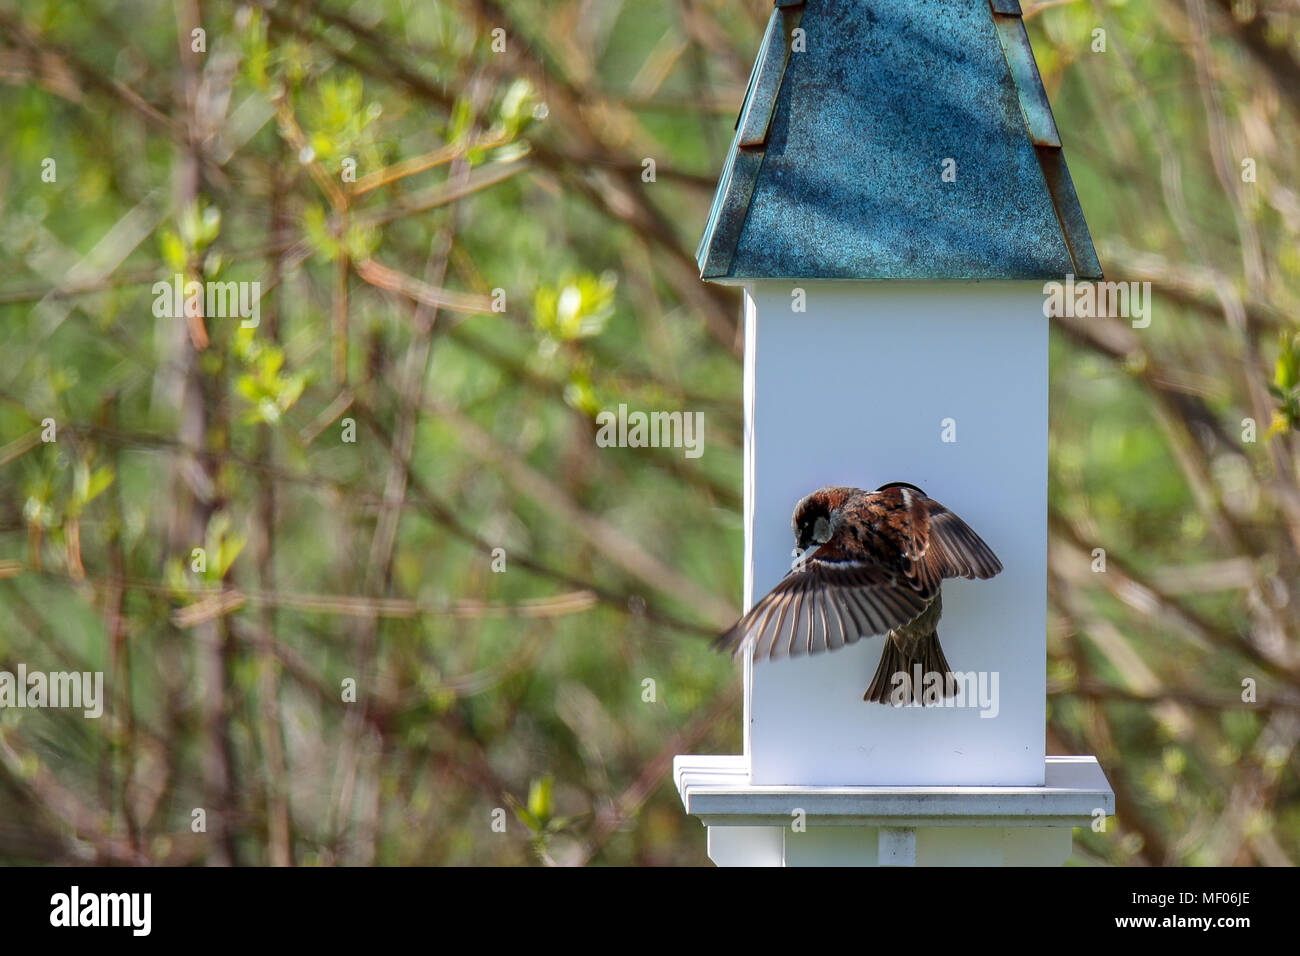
[675,0,1114,866]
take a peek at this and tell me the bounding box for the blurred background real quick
[0,0,1296,865]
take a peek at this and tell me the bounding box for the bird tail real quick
[864,629,955,705]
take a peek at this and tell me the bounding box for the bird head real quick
[791,487,851,552]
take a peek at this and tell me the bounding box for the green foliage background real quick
[0,0,1297,865]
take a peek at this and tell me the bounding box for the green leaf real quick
[213,532,245,579]
[497,77,540,139]
[446,96,476,145]
[505,793,542,833]
[526,774,553,825]
[303,204,340,261]
[532,271,618,347]
[1275,333,1300,392]
[160,230,187,272]
[82,465,114,509]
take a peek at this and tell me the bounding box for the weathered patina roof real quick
[697,0,1102,281]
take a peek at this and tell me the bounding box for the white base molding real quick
[674,754,1115,867]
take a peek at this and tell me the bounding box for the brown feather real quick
[713,484,1001,667]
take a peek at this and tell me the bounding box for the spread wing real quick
[918,501,1003,581]
[712,559,934,661]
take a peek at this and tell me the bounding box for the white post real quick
[878,828,917,867]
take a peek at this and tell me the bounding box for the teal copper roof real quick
[697,0,1102,281]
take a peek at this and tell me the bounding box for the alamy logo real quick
[1042,273,1152,328]
[152,273,260,328]
[594,403,704,459]
[50,886,151,936]
[890,667,1000,718]
[0,665,103,718]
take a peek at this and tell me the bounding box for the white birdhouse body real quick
[741,280,1047,786]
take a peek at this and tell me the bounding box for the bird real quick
[713,482,1002,705]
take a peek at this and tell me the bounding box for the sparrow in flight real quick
[714,483,1002,704]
